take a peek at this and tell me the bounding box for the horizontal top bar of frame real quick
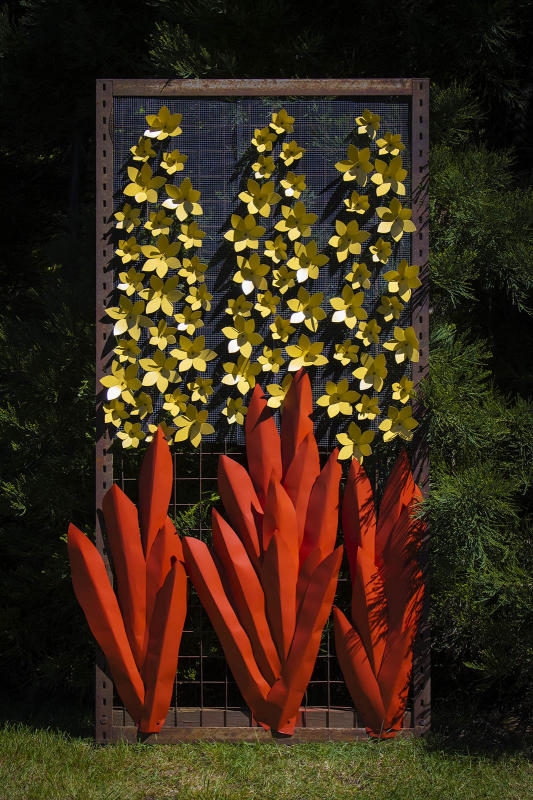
[102,78,427,96]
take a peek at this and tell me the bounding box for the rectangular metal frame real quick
[96,78,430,743]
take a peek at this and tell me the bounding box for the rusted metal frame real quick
[409,78,431,735]
[97,78,430,741]
[95,79,115,744]
[112,78,413,96]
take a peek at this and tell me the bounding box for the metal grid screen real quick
[96,80,430,742]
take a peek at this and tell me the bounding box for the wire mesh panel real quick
[96,79,429,742]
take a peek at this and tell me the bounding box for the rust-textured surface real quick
[95,78,430,743]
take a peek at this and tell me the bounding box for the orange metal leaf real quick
[342,458,376,577]
[245,384,282,505]
[299,449,341,568]
[217,455,262,564]
[145,517,183,640]
[280,368,314,477]
[138,427,173,557]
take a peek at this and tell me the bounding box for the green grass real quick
[0,722,531,800]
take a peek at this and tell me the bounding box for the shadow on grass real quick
[0,691,93,740]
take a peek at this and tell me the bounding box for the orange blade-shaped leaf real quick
[265,547,342,732]
[342,459,376,579]
[351,547,388,675]
[67,523,144,723]
[101,484,146,668]
[146,517,183,636]
[218,455,262,565]
[212,509,281,684]
[280,368,314,478]
[299,449,341,567]
[182,536,271,723]
[262,532,298,664]
[245,384,282,506]
[333,606,386,734]
[282,433,320,549]
[262,475,298,556]
[140,560,187,733]
[139,427,173,558]
[375,449,415,559]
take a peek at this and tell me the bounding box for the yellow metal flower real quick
[187,377,213,404]
[139,350,178,392]
[141,235,181,277]
[344,191,370,214]
[376,133,405,156]
[329,286,368,329]
[355,394,380,421]
[355,318,381,347]
[317,379,359,418]
[163,388,189,417]
[384,326,420,363]
[225,295,252,318]
[280,140,305,167]
[379,405,418,442]
[333,339,360,366]
[104,398,129,428]
[286,334,328,371]
[383,259,422,301]
[252,154,276,180]
[179,221,206,250]
[149,319,177,350]
[287,239,329,282]
[222,356,261,395]
[392,376,416,404]
[171,335,216,372]
[130,136,156,161]
[257,346,285,373]
[287,288,326,333]
[130,391,154,420]
[280,171,306,198]
[336,423,375,463]
[251,126,277,152]
[144,105,182,139]
[377,198,417,242]
[371,156,407,196]
[345,262,371,290]
[233,253,270,294]
[254,290,280,318]
[335,145,373,185]
[271,264,296,294]
[123,164,166,203]
[144,210,173,237]
[275,201,317,241]
[185,283,213,312]
[329,219,370,262]
[356,109,380,139]
[266,374,293,409]
[113,338,141,364]
[139,275,183,315]
[264,235,288,264]
[163,178,202,222]
[114,204,141,233]
[224,214,266,252]
[106,297,151,341]
[117,421,146,449]
[174,306,204,335]
[174,404,215,448]
[377,294,404,321]
[146,421,177,445]
[269,315,296,342]
[352,353,388,392]
[117,267,144,296]
[161,149,188,174]
[179,256,207,284]
[222,396,248,426]
[222,315,263,358]
[100,361,141,402]
[115,236,141,264]
[369,237,392,264]
[239,179,281,217]
[270,108,295,134]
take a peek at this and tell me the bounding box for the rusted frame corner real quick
[95,78,431,742]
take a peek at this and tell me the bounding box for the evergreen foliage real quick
[0,0,531,726]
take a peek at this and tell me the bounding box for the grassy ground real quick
[0,719,531,800]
